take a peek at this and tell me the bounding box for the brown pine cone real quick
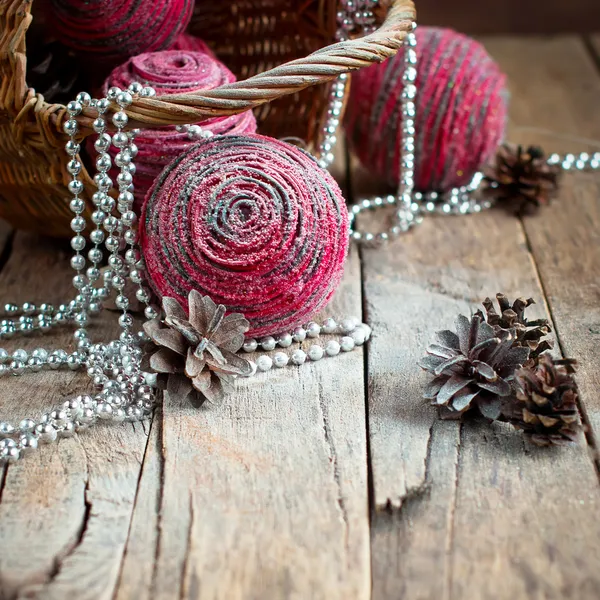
[504,354,580,446]
[143,291,256,408]
[419,313,530,420]
[480,293,553,360]
[483,144,561,213]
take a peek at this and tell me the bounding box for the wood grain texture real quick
[484,36,600,448]
[359,36,600,599]
[0,234,150,600]
[114,249,370,600]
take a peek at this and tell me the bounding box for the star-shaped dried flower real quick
[144,291,256,407]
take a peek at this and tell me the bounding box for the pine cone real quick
[481,293,553,360]
[504,354,580,446]
[143,291,256,408]
[483,144,561,212]
[419,313,530,420]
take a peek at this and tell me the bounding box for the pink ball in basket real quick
[47,0,194,61]
[139,134,350,338]
[95,48,257,211]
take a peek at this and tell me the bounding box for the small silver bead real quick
[308,345,324,361]
[107,86,121,100]
[350,328,367,346]
[27,357,43,372]
[277,333,293,348]
[325,340,341,356]
[76,92,92,106]
[35,423,57,443]
[112,111,129,128]
[291,349,307,365]
[1,446,20,463]
[306,322,321,338]
[256,355,273,372]
[19,434,38,453]
[0,349,8,363]
[261,336,276,351]
[63,119,78,136]
[95,402,113,419]
[116,91,133,107]
[128,82,143,94]
[10,360,25,375]
[32,348,48,361]
[12,348,28,362]
[243,338,258,353]
[144,306,158,320]
[19,418,36,432]
[273,352,289,368]
[340,336,355,352]
[322,317,337,334]
[340,317,358,334]
[0,422,14,436]
[292,327,306,343]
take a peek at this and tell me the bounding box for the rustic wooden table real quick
[0,35,599,600]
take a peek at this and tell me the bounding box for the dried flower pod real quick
[144,291,256,407]
[483,144,561,212]
[480,293,553,360]
[419,313,530,420]
[504,354,581,446]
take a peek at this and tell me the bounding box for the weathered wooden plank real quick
[359,36,600,600]
[485,36,600,445]
[0,234,150,599]
[116,250,370,600]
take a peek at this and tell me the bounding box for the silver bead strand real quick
[319,0,377,170]
[348,23,421,245]
[120,84,157,340]
[89,95,112,317]
[64,99,92,345]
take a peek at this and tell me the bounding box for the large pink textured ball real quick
[140,134,350,338]
[345,27,509,192]
[47,0,194,61]
[97,49,257,210]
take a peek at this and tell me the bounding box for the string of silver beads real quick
[244,317,372,373]
[318,1,377,170]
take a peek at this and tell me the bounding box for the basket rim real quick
[63,0,417,134]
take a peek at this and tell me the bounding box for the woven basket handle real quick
[77,0,416,130]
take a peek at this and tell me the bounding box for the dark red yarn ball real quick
[140,135,350,338]
[94,49,256,210]
[345,27,509,192]
[47,0,194,61]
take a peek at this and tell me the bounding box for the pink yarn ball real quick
[47,0,194,61]
[345,27,509,192]
[97,49,257,209]
[140,134,350,338]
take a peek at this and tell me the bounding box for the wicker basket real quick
[0,0,416,237]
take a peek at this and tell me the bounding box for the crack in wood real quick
[444,423,462,600]
[44,441,92,590]
[380,422,435,513]
[150,408,166,598]
[179,492,195,600]
[0,229,14,275]
[113,416,157,600]
[317,382,350,556]
[0,464,7,507]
